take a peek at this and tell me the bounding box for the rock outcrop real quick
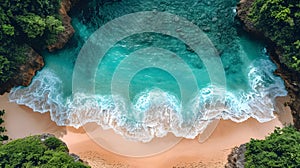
[47,0,75,52]
[271,51,300,129]
[0,0,77,94]
[236,0,300,129]
[0,46,44,94]
[225,1,300,167]
[236,0,257,35]
[225,144,246,168]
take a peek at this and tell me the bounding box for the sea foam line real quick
[9,58,287,142]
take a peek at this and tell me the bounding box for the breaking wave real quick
[9,58,287,142]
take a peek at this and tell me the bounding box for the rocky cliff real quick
[236,0,300,130]
[0,0,76,94]
[226,1,300,167]
[47,0,75,52]
[225,144,246,168]
[0,46,44,94]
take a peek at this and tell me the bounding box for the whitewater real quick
[9,0,287,142]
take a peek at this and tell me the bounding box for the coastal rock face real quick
[0,0,77,94]
[17,49,45,86]
[236,0,258,35]
[47,0,75,52]
[272,56,300,129]
[236,0,300,129]
[225,144,246,168]
[0,47,44,94]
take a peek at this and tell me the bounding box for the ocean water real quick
[9,0,287,142]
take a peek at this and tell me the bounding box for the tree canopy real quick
[0,135,90,167]
[245,126,300,167]
[249,0,300,72]
[0,0,64,86]
[0,109,8,143]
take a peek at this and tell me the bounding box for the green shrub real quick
[245,126,300,168]
[248,0,300,72]
[0,56,11,83]
[0,0,64,87]
[16,13,47,39]
[44,136,68,152]
[0,135,90,167]
[0,109,8,143]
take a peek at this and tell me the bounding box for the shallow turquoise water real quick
[9,0,287,142]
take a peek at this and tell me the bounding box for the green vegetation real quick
[44,136,68,151]
[0,135,90,167]
[0,109,8,143]
[248,0,300,72]
[245,126,300,167]
[0,0,64,86]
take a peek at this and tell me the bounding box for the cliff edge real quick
[0,0,76,94]
[236,0,300,130]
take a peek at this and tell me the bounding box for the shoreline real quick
[236,0,300,130]
[0,0,297,167]
[0,93,293,167]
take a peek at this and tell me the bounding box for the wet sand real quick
[0,94,292,167]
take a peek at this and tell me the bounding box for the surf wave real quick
[9,57,287,142]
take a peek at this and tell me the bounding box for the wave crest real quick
[9,58,287,142]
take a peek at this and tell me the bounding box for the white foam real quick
[9,57,287,142]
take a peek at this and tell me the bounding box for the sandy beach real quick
[0,93,293,167]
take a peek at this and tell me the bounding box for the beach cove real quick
[0,0,298,167]
[1,94,293,167]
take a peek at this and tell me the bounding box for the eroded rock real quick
[47,0,75,52]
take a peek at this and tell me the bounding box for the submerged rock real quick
[212,17,218,22]
[202,26,211,32]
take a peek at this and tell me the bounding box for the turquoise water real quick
[9,0,287,142]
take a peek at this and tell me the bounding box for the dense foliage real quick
[0,109,8,143]
[0,0,64,85]
[0,135,90,167]
[248,0,300,72]
[245,126,300,167]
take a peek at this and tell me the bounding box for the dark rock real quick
[69,153,89,165]
[70,153,82,162]
[225,144,246,168]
